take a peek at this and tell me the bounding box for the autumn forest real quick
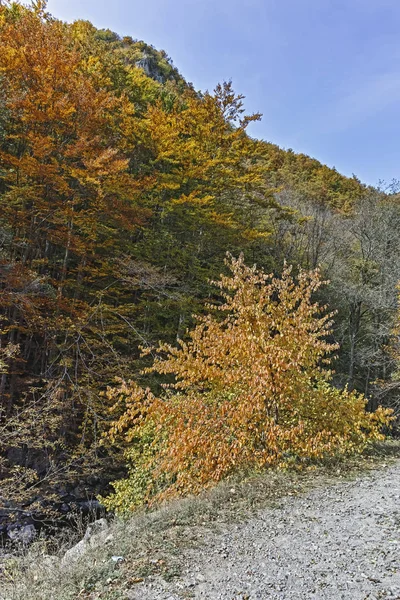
[0,1,399,518]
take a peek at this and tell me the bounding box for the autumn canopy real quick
[0,1,397,514]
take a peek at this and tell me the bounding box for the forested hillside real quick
[0,1,399,517]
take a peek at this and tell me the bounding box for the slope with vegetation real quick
[0,0,399,522]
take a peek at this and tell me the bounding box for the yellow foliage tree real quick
[103,255,392,512]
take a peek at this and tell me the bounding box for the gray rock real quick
[7,524,36,544]
[61,518,109,566]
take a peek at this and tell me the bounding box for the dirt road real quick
[128,462,400,599]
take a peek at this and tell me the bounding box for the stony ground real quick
[127,462,400,600]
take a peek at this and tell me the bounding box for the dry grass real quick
[1,439,400,600]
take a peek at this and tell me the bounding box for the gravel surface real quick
[127,462,400,600]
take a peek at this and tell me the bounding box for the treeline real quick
[0,1,399,509]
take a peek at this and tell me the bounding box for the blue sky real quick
[47,0,400,187]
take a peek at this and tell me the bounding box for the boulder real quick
[61,518,110,566]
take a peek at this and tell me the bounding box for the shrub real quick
[103,255,392,512]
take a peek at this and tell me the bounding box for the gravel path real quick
[127,462,400,600]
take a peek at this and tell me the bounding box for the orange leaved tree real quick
[103,255,392,512]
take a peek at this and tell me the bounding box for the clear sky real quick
[47,0,400,187]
